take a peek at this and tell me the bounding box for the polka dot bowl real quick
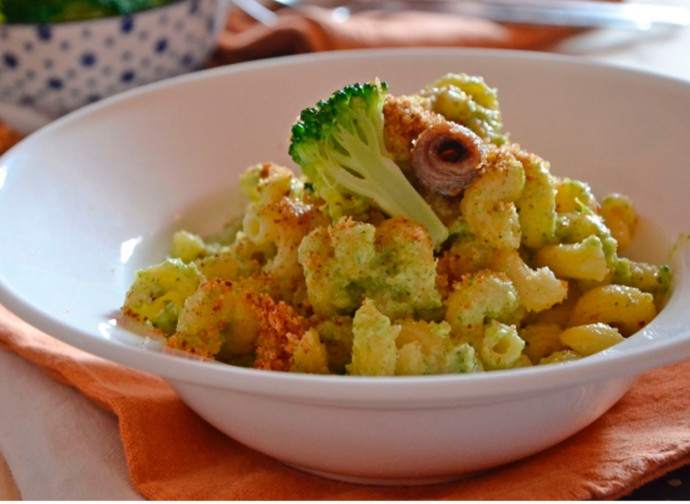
[0,0,228,119]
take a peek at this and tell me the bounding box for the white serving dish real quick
[0,48,689,484]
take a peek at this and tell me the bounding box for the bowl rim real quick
[2,46,690,406]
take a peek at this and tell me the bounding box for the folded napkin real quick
[2,300,690,500]
[211,4,583,65]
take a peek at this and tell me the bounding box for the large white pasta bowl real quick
[0,48,689,484]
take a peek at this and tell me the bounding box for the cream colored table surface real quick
[1,6,689,500]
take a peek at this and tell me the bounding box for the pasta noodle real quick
[122,73,674,376]
[558,323,624,356]
[461,146,525,249]
[481,320,525,370]
[569,284,657,336]
[514,148,557,249]
[600,193,638,250]
[534,236,608,282]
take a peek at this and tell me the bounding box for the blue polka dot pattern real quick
[155,39,168,53]
[81,53,97,67]
[37,25,52,41]
[121,15,135,33]
[3,53,18,68]
[47,78,63,89]
[0,0,224,119]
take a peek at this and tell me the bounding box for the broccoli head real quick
[289,79,449,249]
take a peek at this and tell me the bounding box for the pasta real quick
[445,269,520,342]
[558,323,624,356]
[534,236,609,282]
[348,299,400,376]
[519,323,566,364]
[569,284,657,336]
[460,145,525,249]
[122,72,675,376]
[480,320,525,370]
[514,148,557,249]
[490,249,568,312]
[600,193,638,250]
[169,278,261,358]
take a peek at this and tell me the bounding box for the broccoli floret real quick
[289,79,449,249]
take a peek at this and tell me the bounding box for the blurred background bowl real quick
[0,0,229,120]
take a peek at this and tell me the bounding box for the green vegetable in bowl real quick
[0,0,178,23]
[289,79,450,249]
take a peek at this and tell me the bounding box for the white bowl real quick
[1,48,689,484]
[0,0,228,119]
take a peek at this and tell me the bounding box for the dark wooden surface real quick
[622,464,690,500]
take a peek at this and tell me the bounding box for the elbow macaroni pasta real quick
[558,323,624,356]
[125,154,671,374]
[514,148,557,249]
[569,284,656,336]
[490,249,567,312]
[600,193,638,250]
[124,150,672,375]
[122,76,674,376]
[461,147,525,249]
[481,320,524,370]
[534,235,608,282]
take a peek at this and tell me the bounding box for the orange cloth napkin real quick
[211,4,582,65]
[2,300,690,500]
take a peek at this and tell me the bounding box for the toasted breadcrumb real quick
[382,94,442,167]
[253,293,313,372]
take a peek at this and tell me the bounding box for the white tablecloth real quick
[0,349,142,500]
[1,3,689,499]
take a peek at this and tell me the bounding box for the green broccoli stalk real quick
[289,79,449,249]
